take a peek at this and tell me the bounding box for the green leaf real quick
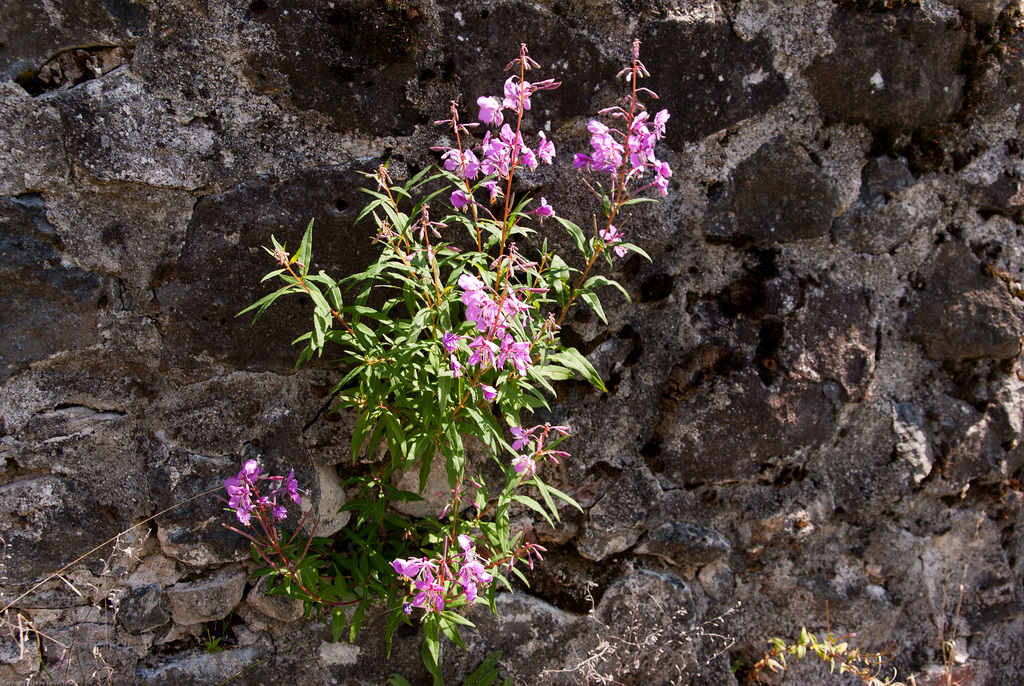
[438,612,469,651]
[388,676,414,686]
[619,241,651,262]
[237,283,301,324]
[619,196,659,207]
[305,283,334,322]
[421,619,443,686]
[549,348,606,392]
[552,216,587,256]
[579,290,607,324]
[511,493,554,527]
[385,606,408,659]
[581,274,630,302]
[331,607,346,643]
[296,218,314,277]
[530,477,562,522]
[538,480,581,513]
[462,650,504,686]
[349,602,365,643]
[312,306,329,354]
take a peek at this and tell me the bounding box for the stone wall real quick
[2,0,1024,684]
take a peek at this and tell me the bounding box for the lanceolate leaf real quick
[549,348,607,392]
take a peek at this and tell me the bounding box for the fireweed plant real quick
[224,42,672,681]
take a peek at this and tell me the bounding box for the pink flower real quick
[481,180,501,203]
[442,147,480,180]
[502,76,532,111]
[509,426,532,451]
[599,224,628,257]
[441,331,461,353]
[512,455,537,476]
[241,459,262,482]
[476,95,503,126]
[393,557,433,580]
[653,174,670,197]
[573,152,594,170]
[225,460,264,524]
[451,189,471,211]
[531,197,554,220]
[653,109,670,139]
[497,335,532,374]
[456,535,493,603]
[467,336,498,367]
[481,384,497,402]
[537,131,555,164]
[412,569,446,612]
[285,469,302,505]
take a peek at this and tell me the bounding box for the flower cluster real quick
[444,270,543,387]
[569,39,672,263]
[599,224,627,258]
[393,557,444,613]
[573,41,672,199]
[392,534,494,614]
[509,423,571,477]
[438,45,559,214]
[455,534,494,602]
[574,111,672,196]
[223,460,302,525]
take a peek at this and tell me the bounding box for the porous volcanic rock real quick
[908,242,1023,362]
[807,4,967,133]
[706,137,840,243]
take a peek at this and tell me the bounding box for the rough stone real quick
[463,569,698,685]
[577,463,662,561]
[245,576,304,624]
[939,0,1014,25]
[777,278,876,401]
[166,564,246,626]
[134,637,276,686]
[0,83,68,194]
[17,45,133,96]
[148,449,251,567]
[892,402,935,484]
[641,16,788,145]
[807,5,967,133]
[635,522,731,566]
[44,183,193,307]
[156,161,382,381]
[0,0,146,80]
[0,475,129,586]
[833,176,943,255]
[240,0,421,136]
[657,367,835,486]
[706,137,840,244]
[0,635,40,677]
[970,172,1024,218]
[697,560,736,604]
[0,196,104,382]
[118,583,169,635]
[2,0,1024,682]
[51,68,219,189]
[908,242,1023,361]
